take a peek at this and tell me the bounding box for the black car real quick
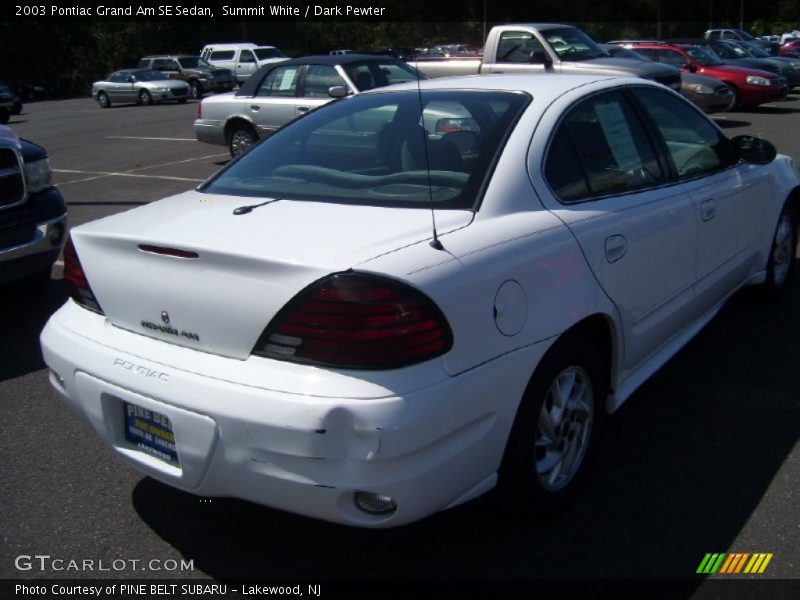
[0,126,67,288]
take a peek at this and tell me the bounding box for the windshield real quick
[178,57,213,69]
[714,42,749,59]
[736,29,756,41]
[685,46,724,66]
[343,61,425,91]
[738,41,769,57]
[542,27,606,61]
[133,70,169,81]
[254,47,286,60]
[203,90,530,210]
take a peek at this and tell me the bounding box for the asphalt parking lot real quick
[1,93,799,586]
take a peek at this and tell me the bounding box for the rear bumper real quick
[41,301,543,527]
[194,119,226,146]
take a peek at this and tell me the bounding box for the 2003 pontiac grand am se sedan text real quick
[41,74,799,527]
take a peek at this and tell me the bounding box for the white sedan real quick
[41,74,799,527]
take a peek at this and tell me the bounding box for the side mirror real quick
[328,85,348,98]
[732,135,777,164]
[529,50,553,68]
[128,76,136,82]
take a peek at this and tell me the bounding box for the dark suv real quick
[0,126,67,288]
[136,55,235,99]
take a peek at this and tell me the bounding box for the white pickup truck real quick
[412,23,681,90]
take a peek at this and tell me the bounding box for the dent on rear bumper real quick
[41,302,546,527]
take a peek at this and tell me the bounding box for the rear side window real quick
[136,60,149,68]
[257,65,301,97]
[545,90,664,202]
[210,51,235,61]
[632,87,732,177]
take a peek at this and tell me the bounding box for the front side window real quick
[210,50,235,61]
[343,61,422,90]
[685,46,724,66]
[110,71,129,83]
[153,59,179,71]
[254,48,286,60]
[239,50,256,64]
[496,31,546,63]
[178,57,213,69]
[544,90,664,202]
[303,65,347,97]
[633,87,732,177]
[203,90,530,209]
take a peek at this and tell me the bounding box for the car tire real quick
[0,109,8,125]
[499,334,605,515]
[190,81,203,100]
[725,84,740,109]
[138,90,153,106]
[755,201,797,300]
[228,123,258,158]
[97,92,111,108]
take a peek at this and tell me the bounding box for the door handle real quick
[701,199,716,222]
[605,235,628,263]
[249,105,260,111]
[297,106,310,113]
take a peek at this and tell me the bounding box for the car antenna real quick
[233,198,282,215]
[413,53,444,251]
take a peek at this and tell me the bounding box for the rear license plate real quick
[123,402,179,464]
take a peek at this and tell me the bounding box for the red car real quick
[614,42,784,107]
[780,39,800,58]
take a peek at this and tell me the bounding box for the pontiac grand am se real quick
[41,74,799,527]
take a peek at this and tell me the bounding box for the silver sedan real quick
[92,69,190,108]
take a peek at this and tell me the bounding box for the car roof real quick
[369,73,642,106]
[142,55,201,59]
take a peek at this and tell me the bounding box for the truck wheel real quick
[190,81,203,100]
[97,92,111,108]
[228,123,258,158]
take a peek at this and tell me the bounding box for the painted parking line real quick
[107,136,197,141]
[54,169,204,185]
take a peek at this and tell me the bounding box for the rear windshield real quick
[254,48,286,60]
[202,90,530,210]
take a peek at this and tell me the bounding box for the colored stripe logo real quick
[697,553,773,574]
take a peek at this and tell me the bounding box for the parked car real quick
[703,40,793,92]
[704,28,778,55]
[92,69,190,108]
[0,125,67,288]
[136,55,235,99]
[600,44,733,112]
[201,43,288,83]
[42,73,799,528]
[781,39,800,58]
[0,87,13,124]
[612,42,784,107]
[195,54,426,157]
[723,40,800,89]
[413,24,681,92]
[0,83,22,116]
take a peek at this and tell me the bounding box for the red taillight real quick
[253,273,453,369]
[63,237,104,315]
